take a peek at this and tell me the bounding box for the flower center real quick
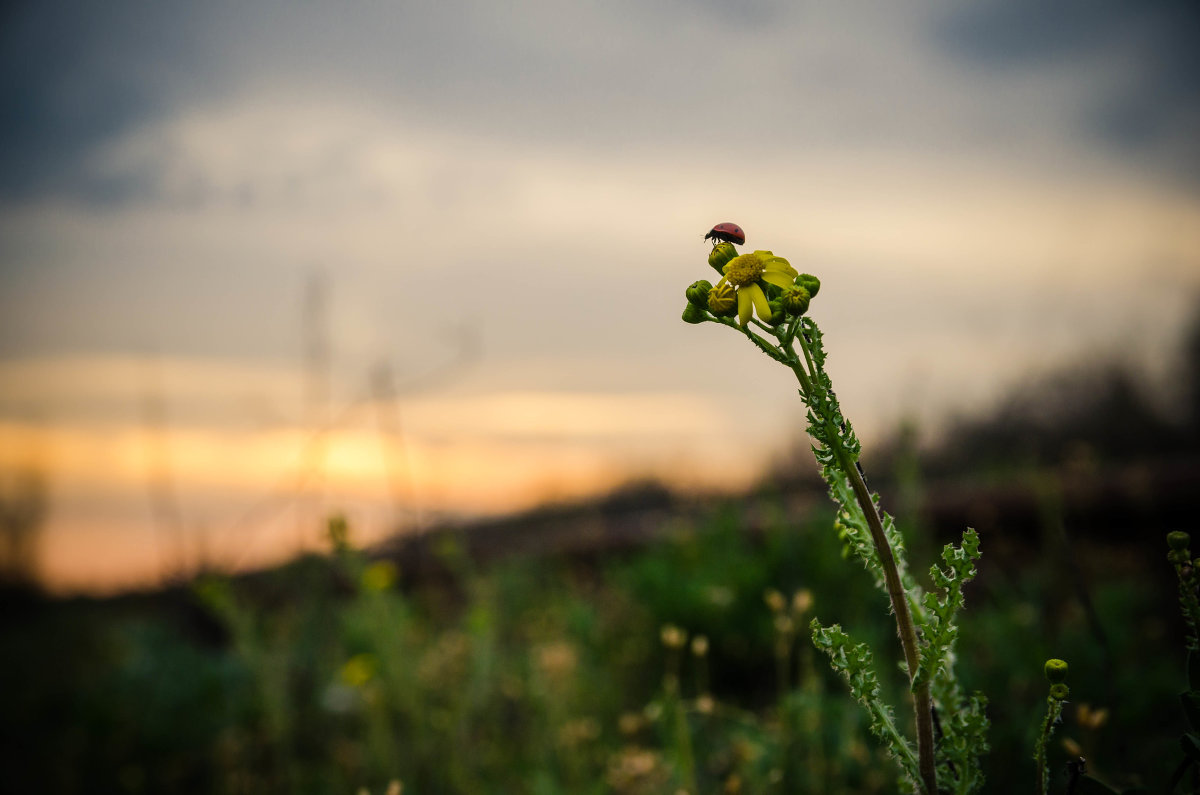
[723,253,765,287]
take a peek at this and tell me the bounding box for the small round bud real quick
[686,279,712,307]
[707,282,737,317]
[690,635,709,657]
[767,299,786,326]
[792,589,813,615]
[764,589,786,613]
[1049,683,1070,701]
[709,242,738,274]
[682,303,707,324]
[795,274,820,298]
[1168,531,1191,552]
[781,285,811,315]
[1044,658,1068,684]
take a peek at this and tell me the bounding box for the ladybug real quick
[704,222,745,246]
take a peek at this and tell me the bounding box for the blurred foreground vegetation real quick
[0,491,1192,794]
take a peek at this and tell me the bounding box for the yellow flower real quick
[716,250,798,326]
[340,653,377,688]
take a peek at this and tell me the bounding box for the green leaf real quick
[913,529,980,692]
[811,620,921,788]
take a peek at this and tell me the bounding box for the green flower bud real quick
[686,280,712,308]
[1048,683,1070,701]
[708,242,738,274]
[1044,658,1068,684]
[707,282,737,317]
[781,285,811,315]
[1169,531,1191,552]
[682,302,707,324]
[767,299,786,326]
[795,273,820,298]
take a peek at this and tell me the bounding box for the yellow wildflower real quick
[716,250,798,326]
[340,653,377,688]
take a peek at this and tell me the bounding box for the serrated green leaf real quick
[811,620,921,788]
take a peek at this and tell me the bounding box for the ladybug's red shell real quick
[704,222,745,246]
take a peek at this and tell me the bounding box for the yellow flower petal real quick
[747,283,772,322]
[764,257,797,277]
[761,270,795,289]
[738,289,754,326]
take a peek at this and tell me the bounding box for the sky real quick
[1,1,1198,593]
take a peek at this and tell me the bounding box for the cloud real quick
[936,1,1200,185]
[0,2,218,201]
[3,100,1198,414]
[7,0,1197,207]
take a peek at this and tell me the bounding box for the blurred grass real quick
[0,491,1186,794]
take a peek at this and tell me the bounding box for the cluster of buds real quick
[1167,531,1200,608]
[1168,531,1194,569]
[683,239,822,326]
[1044,658,1070,702]
[1167,531,1200,650]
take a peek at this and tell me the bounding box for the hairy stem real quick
[790,336,937,795]
[1035,698,1064,795]
[841,446,937,795]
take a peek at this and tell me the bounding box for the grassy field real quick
[1,475,1190,794]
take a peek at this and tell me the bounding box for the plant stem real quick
[842,446,937,795]
[789,334,937,795]
[1035,698,1064,795]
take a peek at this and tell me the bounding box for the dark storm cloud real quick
[2,0,1198,206]
[0,0,716,201]
[938,1,1200,183]
[0,2,223,202]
